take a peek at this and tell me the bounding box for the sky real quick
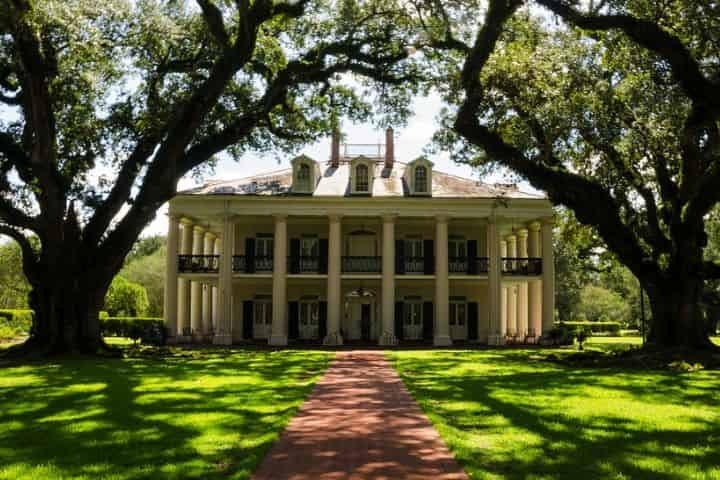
[146,92,520,237]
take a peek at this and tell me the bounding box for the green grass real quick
[0,347,332,480]
[390,347,720,480]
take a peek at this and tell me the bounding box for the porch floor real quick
[251,350,468,480]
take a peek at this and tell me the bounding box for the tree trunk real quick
[646,277,715,350]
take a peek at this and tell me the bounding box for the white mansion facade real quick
[163,129,555,346]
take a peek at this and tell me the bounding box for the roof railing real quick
[342,143,385,158]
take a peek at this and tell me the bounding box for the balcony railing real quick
[448,256,491,275]
[342,256,381,273]
[232,255,274,273]
[502,257,542,275]
[178,254,220,273]
[288,255,322,274]
[402,256,426,274]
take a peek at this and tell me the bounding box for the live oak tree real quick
[415,0,720,348]
[0,0,418,353]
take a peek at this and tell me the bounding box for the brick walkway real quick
[252,350,468,480]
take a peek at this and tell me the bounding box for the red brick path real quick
[252,350,469,480]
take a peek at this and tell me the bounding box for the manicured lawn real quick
[0,347,332,480]
[390,348,720,480]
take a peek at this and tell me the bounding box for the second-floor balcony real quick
[232,255,274,273]
[342,256,381,273]
[502,257,542,275]
[178,254,220,273]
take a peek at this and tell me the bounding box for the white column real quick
[487,218,503,345]
[177,218,193,340]
[380,214,397,345]
[500,240,508,338]
[212,237,220,332]
[163,215,179,340]
[269,214,288,345]
[213,217,233,345]
[325,214,343,345]
[506,234,517,335]
[434,215,452,346]
[201,231,216,336]
[528,222,542,337]
[517,228,529,338]
[541,218,555,335]
[190,225,205,337]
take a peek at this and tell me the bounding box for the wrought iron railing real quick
[288,255,321,274]
[449,256,468,274]
[402,256,426,274]
[502,257,542,275]
[232,255,274,273]
[448,256,490,274]
[178,254,220,273]
[342,256,381,273]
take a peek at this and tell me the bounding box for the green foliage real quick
[120,244,166,317]
[99,316,162,339]
[578,285,631,324]
[124,236,166,265]
[104,276,149,317]
[0,242,30,309]
[0,309,33,339]
[557,321,622,335]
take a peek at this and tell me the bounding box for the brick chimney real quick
[330,128,340,168]
[385,127,394,169]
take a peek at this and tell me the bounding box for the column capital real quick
[204,231,217,241]
[435,213,450,223]
[515,228,528,238]
[273,213,288,221]
[382,213,398,223]
[528,221,541,232]
[541,216,555,226]
[328,213,343,222]
[180,217,194,226]
[193,225,206,234]
[167,213,179,222]
[505,233,517,243]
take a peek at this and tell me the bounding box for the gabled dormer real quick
[350,156,375,195]
[291,155,320,194]
[405,157,433,196]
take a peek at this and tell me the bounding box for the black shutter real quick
[424,239,435,275]
[245,238,256,273]
[288,301,299,339]
[468,302,479,340]
[319,239,329,274]
[289,238,300,274]
[423,301,434,340]
[242,300,254,339]
[395,240,405,274]
[395,301,404,340]
[319,301,327,339]
[467,240,478,275]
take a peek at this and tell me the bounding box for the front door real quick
[450,301,467,340]
[403,302,422,340]
[253,301,272,339]
[299,301,319,339]
[360,304,371,341]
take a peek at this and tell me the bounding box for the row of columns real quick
[164,214,555,345]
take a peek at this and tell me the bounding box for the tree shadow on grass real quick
[0,349,331,480]
[392,350,720,480]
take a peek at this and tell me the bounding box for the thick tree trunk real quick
[645,277,715,350]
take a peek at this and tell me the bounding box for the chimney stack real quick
[330,128,340,168]
[385,127,394,169]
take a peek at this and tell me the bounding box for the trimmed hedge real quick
[0,309,33,338]
[100,316,163,338]
[555,321,621,334]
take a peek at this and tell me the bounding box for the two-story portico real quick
[164,129,555,346]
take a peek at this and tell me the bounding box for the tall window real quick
[415,166,428,193]
[356,164,369,192]
[296,163,311,191]
[449,301,466,326]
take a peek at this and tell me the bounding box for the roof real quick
[179,160,545,200]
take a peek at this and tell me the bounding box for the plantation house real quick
[164,129,555,346]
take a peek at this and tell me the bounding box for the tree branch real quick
[196,0,230,49]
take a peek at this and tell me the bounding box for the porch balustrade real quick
[178,254,220,273]
[502,257,542,275]
[342,256,381,273]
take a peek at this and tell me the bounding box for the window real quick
[254,300,272,326]
[299,301,319,327]
[415,166,428,192]
[449,301,466,326]
[405,238,423,257]
[404,301,422,326]
[296,163,311,191]
[448,237,467,258]
[256,235,274,257]
[355,164,369,192]
[301,236,319,257]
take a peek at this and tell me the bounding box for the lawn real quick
[0,347,332,480]
[390,347,720,480]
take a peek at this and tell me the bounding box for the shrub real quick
[555,321,621,334]
[104,276,150,317]
[100,316,164,344]
[0,309,33,339]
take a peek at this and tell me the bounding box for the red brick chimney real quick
[330,128,340,168]
[385,127,394,169]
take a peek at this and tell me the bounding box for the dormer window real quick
[291,155,320,194]
[350,156,374,195]
[356,164,369,192]
[405,157,433,196]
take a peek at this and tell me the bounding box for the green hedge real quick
[555,321,621,334]
[100,316,163,338]
[0,309,33,338]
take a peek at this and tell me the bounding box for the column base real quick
[212,334,232,345]
[268,334,288,346]
[165,336,178,345]
[378,332,398,346]
[323,332,344,346]
[487,334,506,346]
[433,335,452,347]
[177,335,192,344]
